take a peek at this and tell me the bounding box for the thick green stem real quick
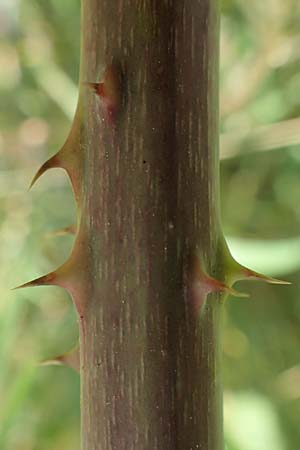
[79,1,222,449]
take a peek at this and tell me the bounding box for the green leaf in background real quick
[226,235,300,276]
[224,391,287,450]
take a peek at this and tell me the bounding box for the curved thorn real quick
[224,286,250,299]
[83,64,123,124]
[83,80,115,122]
[83,81,103,95]
[12,272,57,290]
[219,236,291,286]
[12,262,86,318]
[39,346,79,373]
[47,224,77,237]
[29,153,61,190]
[242,268,291,285]
[207,277,249,299]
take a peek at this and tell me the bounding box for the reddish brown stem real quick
[78,1,222,449]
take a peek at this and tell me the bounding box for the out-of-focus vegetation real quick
[221,3,300,450]
[0,0,300,449]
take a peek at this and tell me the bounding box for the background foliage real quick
[1,0,300,448]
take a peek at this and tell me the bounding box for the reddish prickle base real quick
[185,255,248,314]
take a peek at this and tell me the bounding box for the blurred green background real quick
[1,0,300,449]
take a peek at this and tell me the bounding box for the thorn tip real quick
[242,268,291,285]
[39,346,79,372]
[13,272,56,290]
[29,154,60,190]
